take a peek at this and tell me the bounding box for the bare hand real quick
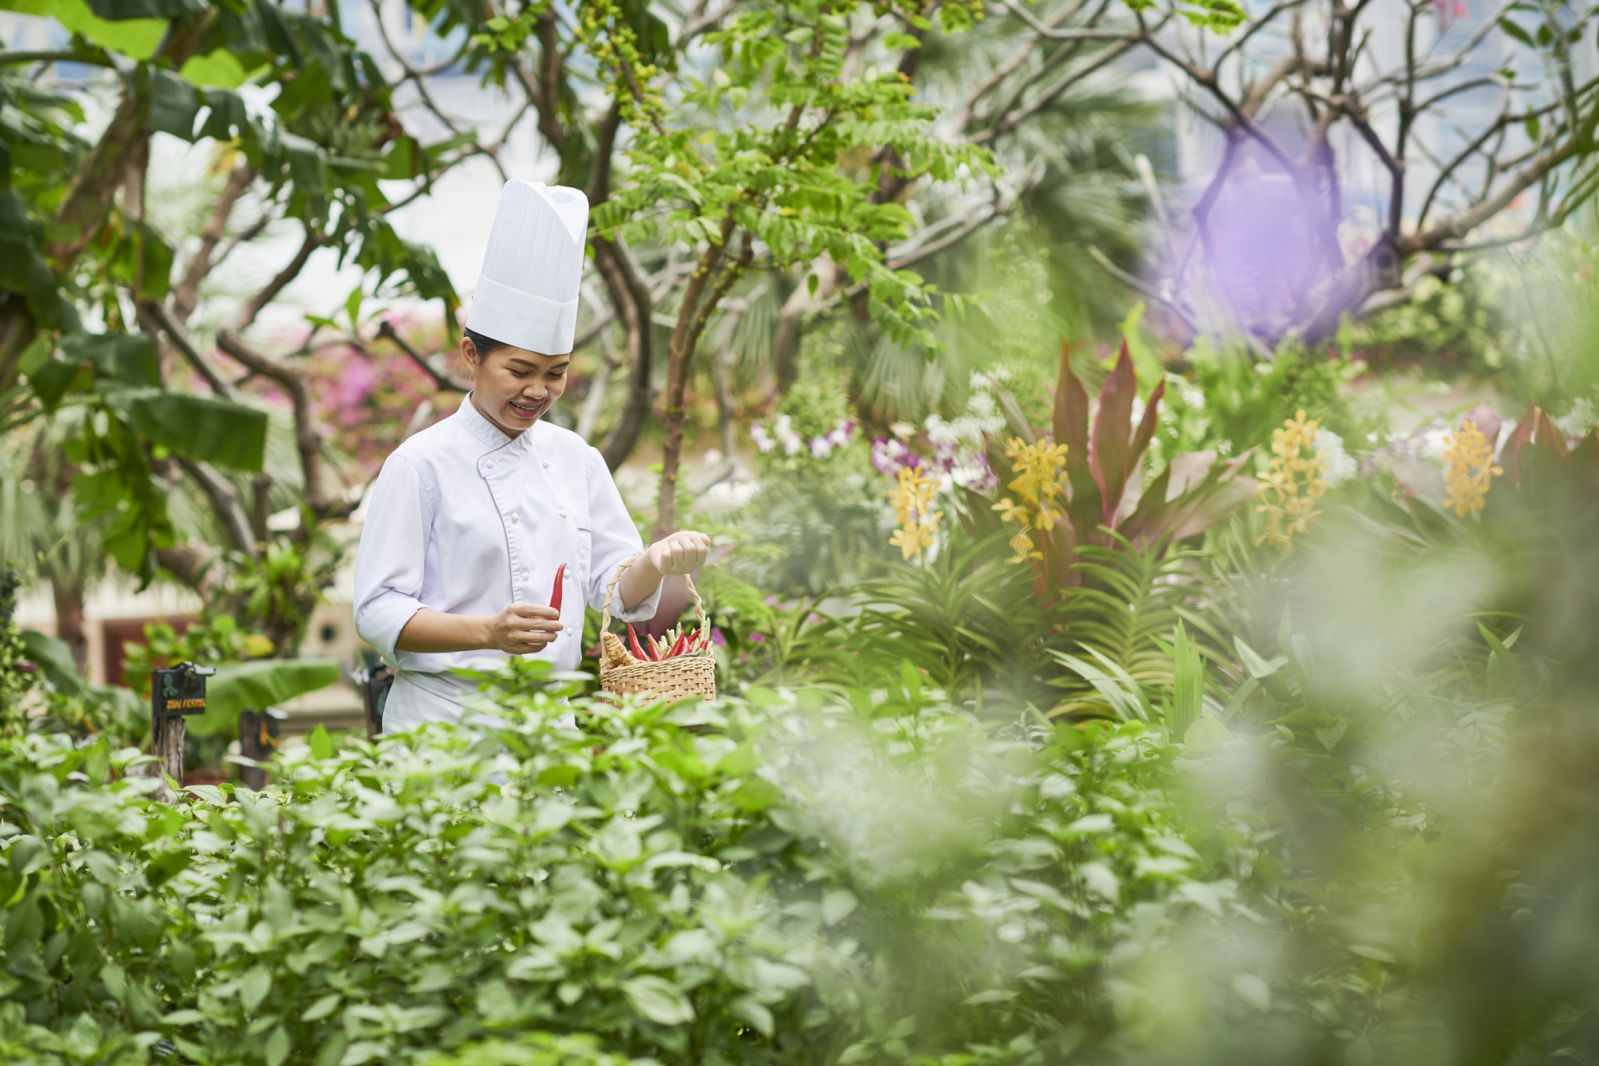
[645,531,712,576]
[486,603,562,655]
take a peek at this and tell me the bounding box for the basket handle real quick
[599,552,709,636]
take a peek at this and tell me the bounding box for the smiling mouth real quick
[509,399,543,417]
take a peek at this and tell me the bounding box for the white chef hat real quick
[466,180,589,355]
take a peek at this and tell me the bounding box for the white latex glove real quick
[644,530,712,576]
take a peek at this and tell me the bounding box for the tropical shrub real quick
[0,667,1249,1066]
[983,339,1256,596]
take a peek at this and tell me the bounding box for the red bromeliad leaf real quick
[1165,472,1258,543]
[1053,340,1091,477]
[1503,405,1565,491]
[1125,376,1167,514]
[1119,450,1256,549]
[1090,339,1138,528]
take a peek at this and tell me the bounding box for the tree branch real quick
[233,226,320,333]
[376,319,467,392]
[139,299,236,399]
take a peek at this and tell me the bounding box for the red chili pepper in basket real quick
[549,563,566,615]
[627,623,651,662]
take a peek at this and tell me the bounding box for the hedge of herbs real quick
[1,667,1238,1066]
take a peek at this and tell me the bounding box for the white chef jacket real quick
[353,392,663,731]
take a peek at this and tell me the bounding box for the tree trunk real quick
[593,237,656,471]
[49,574,88,676]
[653,330,693,543]
[771,304,804,398]
[653,224,746,542]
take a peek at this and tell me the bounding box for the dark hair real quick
[463,327,510,358]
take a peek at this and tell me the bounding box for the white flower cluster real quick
[1313,427,1357,486]
[1556,397,1598,439]
[867,375,1006,496]
[752,413,856,459]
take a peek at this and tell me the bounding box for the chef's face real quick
[463,339,570,435]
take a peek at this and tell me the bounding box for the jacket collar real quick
[455,391,540,455]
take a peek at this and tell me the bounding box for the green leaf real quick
[19,629,88,697]
[1079,861,1120,903]
[1165,622,1204,738]
[821,889,857,926]
[239,965,271,1012]
[61,332,159,387]
[27,357,84,409]
[302,994,340,1021]
[83,0,202,19]
[622,976,695,1026]
[1498,17,1535,48]
[264,1025,291,1066]
[178,49,249,89]
[382,135,424,180]
[1,0,165,59]
[123,391,268,471]
[307,723,334,761]
[1183,713,1230,750]
[147,68,199,138]
[1233,637,1287,680]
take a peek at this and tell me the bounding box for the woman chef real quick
[353,179,709,732]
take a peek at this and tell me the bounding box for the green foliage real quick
[0,0,461,580]
[0,565,36,714]
[1048,536,1214,722]
[590,0,998,352]
[1120,0,1247,30]
[768,527,1053,711]
[1159,337,1364,464]
[984,338,1256,585]
[215,527,344,654]
[0,683,1228,1065]
[717,447,893,599]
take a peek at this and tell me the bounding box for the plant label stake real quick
[150,662,214,796]
[238,708,286,791]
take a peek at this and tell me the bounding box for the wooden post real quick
[237,709,284,790]
[149,662,214,799]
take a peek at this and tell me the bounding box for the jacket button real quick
[558,509,568,518]
[519,569,530,582]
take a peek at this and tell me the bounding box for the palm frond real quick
[1047,533,1214,719]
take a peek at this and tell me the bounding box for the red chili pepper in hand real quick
[549,563,567,615]
[627,623,649,662]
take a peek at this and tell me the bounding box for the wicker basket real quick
[597,554,717,703]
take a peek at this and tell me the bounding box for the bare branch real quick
[172,163,256,322]
[994,0,1129,40]
[215,330,347,521]
[376,319,467,392]
[233,226,320,334]
[139,299,236,399]
[174,455,257,555]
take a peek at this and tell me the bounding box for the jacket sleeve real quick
[584,446,663,623]
[354,452,434,666]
